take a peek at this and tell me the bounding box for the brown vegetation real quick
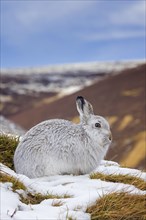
[87,192,146,220]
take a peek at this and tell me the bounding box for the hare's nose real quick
[109,133,112,141]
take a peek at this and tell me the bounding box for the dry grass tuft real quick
[90,172,146,191]
[0,172,26,191]
[87,192,146,220]
[0,134,19,169]
[21,192,72,205]
[52,200,64,207]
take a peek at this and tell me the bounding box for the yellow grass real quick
[122,89,142,97]
[20,192,71,205]
[72,115,119,127]
[107,116,118,126]
[33,92,68,108]
[120,131,146,168]
[0,172,26,191]
[72,116,80,124]
[118,115,133,131]
[90,172,146,191]
[87,192,146,220]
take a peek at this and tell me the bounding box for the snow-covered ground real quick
[1,160,146,220]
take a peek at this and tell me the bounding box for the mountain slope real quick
[8,64,146,169]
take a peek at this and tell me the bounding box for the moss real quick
[90,172,146,191]
[0,134,19,169]
[87,192,146,220]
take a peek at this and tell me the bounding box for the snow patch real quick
[0,161,145,220]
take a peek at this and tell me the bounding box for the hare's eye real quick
[95,123,101,128]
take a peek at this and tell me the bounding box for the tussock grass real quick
[87,192,146,220]
[0,134,19,169]
[90,172,146,191]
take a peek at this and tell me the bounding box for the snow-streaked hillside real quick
[1,60,145,94]
[1,60,144,75]
[0,116,26,136]
[1,160,146,220]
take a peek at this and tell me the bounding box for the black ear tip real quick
[76,96,85,111]
[76,96,84,101]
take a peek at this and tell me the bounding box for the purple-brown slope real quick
[8,64,146,169]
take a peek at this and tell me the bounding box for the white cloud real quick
[1,1,94,44]
[1,0,145,46]
[83,30,145,41]
[110,0,145,26]
[81,0,145,42]
[15,1,91,29]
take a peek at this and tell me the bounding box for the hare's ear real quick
[76,96,94,123]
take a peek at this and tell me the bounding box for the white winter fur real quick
[14,96,112,178]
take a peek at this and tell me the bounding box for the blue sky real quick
[1,0,145,68]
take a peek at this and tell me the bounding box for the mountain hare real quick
[14,96,112,178]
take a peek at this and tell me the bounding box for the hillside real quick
[0,116,25,136]
[8,64,146,170]
[1,61,142,117]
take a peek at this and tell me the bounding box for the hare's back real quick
[20,119,77,146]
